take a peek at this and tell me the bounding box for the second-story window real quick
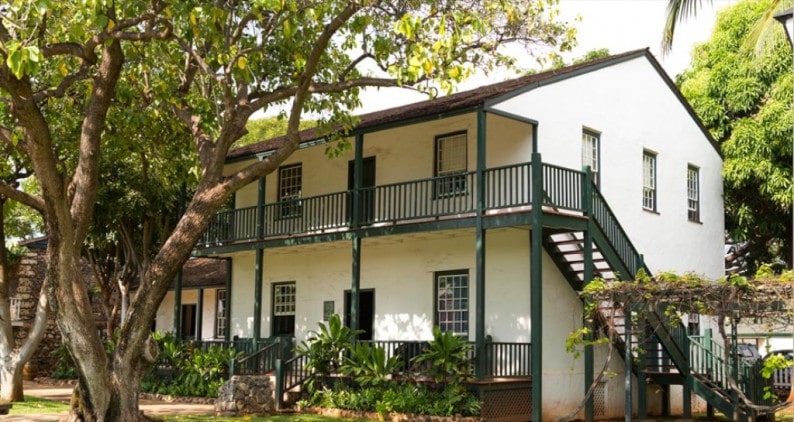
[278,163,302,218]
[687,165,700,222]
[642,151,657,212]
[581,130,600,185]
[434,131,468,197]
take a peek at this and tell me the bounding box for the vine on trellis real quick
[561,266,794,422]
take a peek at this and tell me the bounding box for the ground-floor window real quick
[272,282,296,336]
[434,270,469,336]
[215,289,227,339]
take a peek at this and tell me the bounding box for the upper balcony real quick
[196,157,642,279]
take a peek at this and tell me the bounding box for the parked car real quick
[737,343,761,361]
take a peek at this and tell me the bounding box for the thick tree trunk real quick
[0,363,23,402]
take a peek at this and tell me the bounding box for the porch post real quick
[351,236,361,338]
[582,166,595,422]
[196,288,204,340]
[530,151,544,422]
[624,306,633,422]
[254,249,263,341]
[350,134,364,339]
[173,183,186,338]
[253,174,266,341]
[224,257,232,342]
[475,108,487,380]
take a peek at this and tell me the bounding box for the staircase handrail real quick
[230,338,282,376]
[588,184,649,279]
[275,353,311,409]
[689,333,768,405]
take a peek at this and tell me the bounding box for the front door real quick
[347,157,376,224]
[180,303,197,340]
[344,289,374,341]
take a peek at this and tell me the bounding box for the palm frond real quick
[662,0,711,55]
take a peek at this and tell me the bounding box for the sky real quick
[353,0,739,114]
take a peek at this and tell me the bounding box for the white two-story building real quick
[157,49,725,421]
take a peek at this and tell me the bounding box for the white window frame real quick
[434,270,469,337]
[434,132,468,197]
[215,289,227,339]
[582,130,600,184]
[278,164,302,218]
[642,151,657,211]
[273,282,296,317]
[687,165,700,222]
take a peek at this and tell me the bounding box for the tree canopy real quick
[0,1,576,419]
[677,0,793,271]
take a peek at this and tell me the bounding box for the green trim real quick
[351,236,361,338]
[225,258,232,341]
[530,152,544,422]
[474,108,486,380]
[196,288,204,341]
[254,248,264,340]
[482,107,539,126]
[257,176,266,238]
[624,307,633,421]
[582,167,594,422]
[352,134,364,228]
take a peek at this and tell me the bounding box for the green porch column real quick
[351,236,361,337]
[196,288,204,340]
[253,175,266,341]
[174,183,186,338]
[475,108,487,380]
[530,151,544,422]
[224,257,232,342]
[582,166,595,422]
[350,134,364,339]
[254,249,264,340]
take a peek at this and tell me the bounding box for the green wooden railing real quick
[590,188,643,278]
[483,163,532,210]
[689,333,769,405]
[231,341,283,376]
[542,164,582,211]
[264,191,350,237]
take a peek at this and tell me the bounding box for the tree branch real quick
[0,181,45,213]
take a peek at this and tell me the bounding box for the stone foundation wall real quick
[215,375,276,416]
[11,246,107,379]
[12,250,61,379]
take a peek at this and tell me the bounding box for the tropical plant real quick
[662,0,787,53]
[296,314,359,392]
[677,0,793,271]
[411,327,473,386]
[342,342,401,387]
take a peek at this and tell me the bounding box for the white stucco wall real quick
[227,112,534,209]
[490,55,724,280]
[155,287,222,340]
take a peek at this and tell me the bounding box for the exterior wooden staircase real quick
[542,180,770,420]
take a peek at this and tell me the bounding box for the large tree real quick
[677,0,793,271]
[0,1,575,420]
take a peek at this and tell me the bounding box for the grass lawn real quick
[7,395,69,415]
[162,415,377,422]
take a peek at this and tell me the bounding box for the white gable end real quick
[490,55,724,279]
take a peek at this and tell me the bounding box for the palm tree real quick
[662,0,785,54]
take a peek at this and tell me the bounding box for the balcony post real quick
[352,133,363,228]
[256,176,266,238]
[624,305,633,422]
[475,107,487,380]
[530,151,543,422]
[351,236,361,340]
[582,166,595,422]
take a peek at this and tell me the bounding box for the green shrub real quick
[140,332,240,397]
[342,342,401,387]
[296,314,359,392]
[411,327,473,386]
